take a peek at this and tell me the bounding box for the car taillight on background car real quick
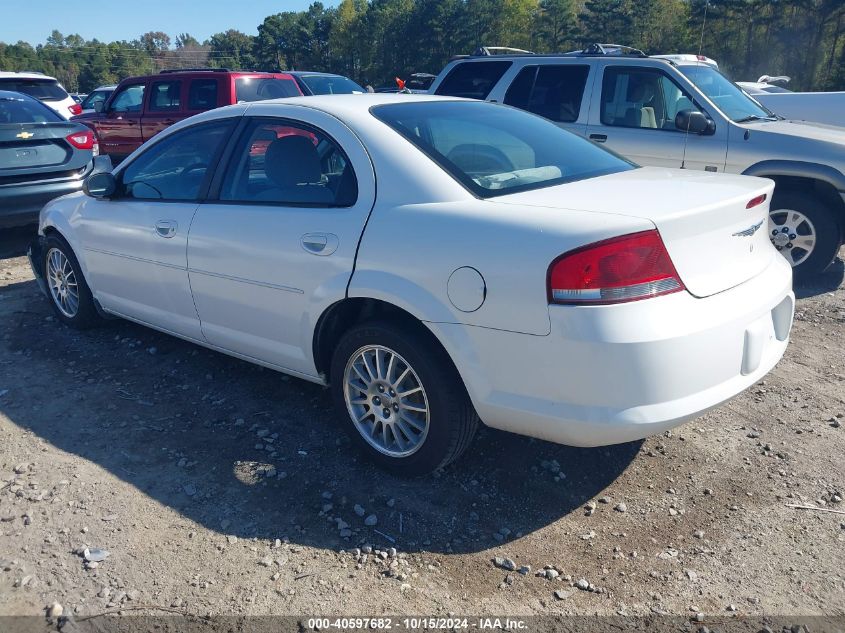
[68,103,82,116]
[65,130,95,151]
[548,230,685,305]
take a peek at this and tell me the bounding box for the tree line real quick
[1,0,843,93]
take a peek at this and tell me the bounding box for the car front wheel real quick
[768,190,841,280]
[43,235,101,328]
[330,321,478,476]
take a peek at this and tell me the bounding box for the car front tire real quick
[330,321,478,476]
[43,234,101,329]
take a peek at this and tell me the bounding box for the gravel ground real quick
[0,225,844,625]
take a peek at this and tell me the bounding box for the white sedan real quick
[29,94,795,475]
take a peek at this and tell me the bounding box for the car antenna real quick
[681,0,709,170]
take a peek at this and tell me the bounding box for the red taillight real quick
[68,103,82,116]
[65,130,95,150]
[746,193,767,209]
[548,230,685,305]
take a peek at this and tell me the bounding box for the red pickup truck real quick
[73,69,302,162]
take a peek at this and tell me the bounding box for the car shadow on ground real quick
[0,279,641,555]
[794,256,845,299]
[0,224,36,260]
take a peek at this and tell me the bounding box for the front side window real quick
[120,121,232,200]
[219,118,357,207]
[149,80,181,111]
[110,84,145,113]
[235,77,300,102]
[601,67,706,131]
[188,79,219,110]
[80,89,111,111]
[504,65,589,122]
[373,101,634,198]
[677,64,775,122]
[434,61,512,100]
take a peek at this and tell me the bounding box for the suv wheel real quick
[768,190,841,280]
[330,321,478,476]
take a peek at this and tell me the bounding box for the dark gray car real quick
[0,90,100,228]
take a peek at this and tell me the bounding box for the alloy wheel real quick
[46,248,80,318]
[769,208,817,267]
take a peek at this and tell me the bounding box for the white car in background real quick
[30,95,794,474]
[738,77,844,128]
[0,72,81,119]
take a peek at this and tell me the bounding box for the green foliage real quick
[2,0,843,93]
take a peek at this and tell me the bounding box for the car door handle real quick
[589,134,607,143]
[155,220,178,238]
[301,233,338,256]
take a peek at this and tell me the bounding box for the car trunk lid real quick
[0,123,75,170]
[494,167,776,298]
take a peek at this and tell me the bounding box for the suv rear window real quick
[373,101,634,198]
[434,61,512,100]
[235,77,299,102]
[0,95,62,123]
[0,79,68,101]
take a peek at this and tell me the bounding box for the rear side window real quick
[149,80,181,111]
[235,77,300,102]
[188,79,219,110]
[434,61,512,100]
[504,65,589,123]
[0,79,68,101]
[120,121,233,201]
[0,95,61,123]
[219,118,357,207]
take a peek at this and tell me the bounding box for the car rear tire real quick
[43,234,101,329]
[330,321,478,476]
[768,190,841,281]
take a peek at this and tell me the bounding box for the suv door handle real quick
[301,233,338,256]
[155,220,177,238]
[589,134,607,143]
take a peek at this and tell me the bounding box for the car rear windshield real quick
[0,79,68,101]
[235,77,300,102]
[0,95,62,123]
[372,101,635,198]
[300,75,364,95]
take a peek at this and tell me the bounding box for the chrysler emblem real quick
[732,219,764,237]
[16,131,34,139]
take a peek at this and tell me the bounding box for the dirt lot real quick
[1,225,844,627]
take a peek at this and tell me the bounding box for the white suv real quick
[430,47,845,279]
[0,72,80,119]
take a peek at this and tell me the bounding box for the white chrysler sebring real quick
[29,94,795,475]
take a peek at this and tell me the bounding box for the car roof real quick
[0,71,59,81]
[287,71,347,78]
[94,85,117,91]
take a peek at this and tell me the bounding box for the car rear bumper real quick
[0,170,88,228]
[435,255,794,447]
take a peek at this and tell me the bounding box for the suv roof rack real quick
[158,68,232,74]
[565,43,646,57]
[473,46,535,56]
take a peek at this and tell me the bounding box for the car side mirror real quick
[94,100,105,113]
[90,154,113,175]
[676,109,715,135]
[83,172,117,198]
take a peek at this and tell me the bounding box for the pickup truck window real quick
[601,67,704,131]
[434,61,512,100]
[188,79,218,111]
[374,101,634,198]
[504,65,589,123]
[110,84,145,113]
[149,81,181,112]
